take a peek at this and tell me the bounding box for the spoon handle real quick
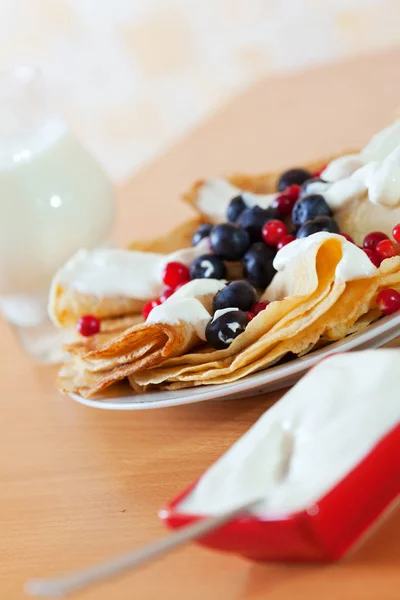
[25,499,259,598]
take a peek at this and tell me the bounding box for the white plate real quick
[70,313,400,410]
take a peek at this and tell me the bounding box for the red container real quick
[160,423,400,562]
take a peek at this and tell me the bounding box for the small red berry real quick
[392,223,400,244]
[375,239,398,261]
[363,231,388,250]
[77,315,100,337]
[142,299,161,320]
[251,301,270,315]
[246,312,255,321]
[262,219,288,246]
[277,234,296,250]
[159,287,175,303]
[340,233,355,244]
[272,193,297,217]
[162,261,190,288]
[284,184,301,200]
[363,248,381,268]
[376,288,400,315]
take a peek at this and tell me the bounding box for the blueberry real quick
[209,223,250,260]
[299,177,326,199]
[296,216,340,239]
[236,206,277,243]
[277,168,313,192]
[292,194,332,226]
[205,309,248,349]
[227,195,246,222]
[192,223,212,246]
[190,254,227,279]
[213,280,257,313]
[242,242,276,289]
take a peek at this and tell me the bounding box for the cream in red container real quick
[160,350,400,562]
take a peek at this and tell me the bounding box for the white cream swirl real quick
[147,278,227,340]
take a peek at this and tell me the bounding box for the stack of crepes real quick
[57,234,400,398]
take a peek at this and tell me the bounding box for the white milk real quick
[0,119,114,298]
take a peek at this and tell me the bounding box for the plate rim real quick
[70,312,400,411]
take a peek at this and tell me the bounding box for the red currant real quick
[392,223,400,244]
[375,239,398,261]
[251,301,270,315]
[262,219,288,246]
[363,248,381,268]
[363,231,388,250]
[284,184,301,200]
[277,234,296,250]
[142,299,161,319]
[339,233,355,244]
[159,287,175,303]
[162,262,190,288]
[77,315,100,337]
[272,192,298,217]
[376,288,400,315]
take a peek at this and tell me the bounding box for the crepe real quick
[49,217,244,328]
[183,156,337,224]
[129,243,400,392]
[57,280,224,397]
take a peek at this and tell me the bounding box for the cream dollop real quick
[178,350,400,517]
[196,178,277,223]
[147,297,212,340]
[273,232,377,282]
[319,119,400,210]
[53,240,209,300]
[146,278,227,340]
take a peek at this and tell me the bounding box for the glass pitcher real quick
[0,66,115,362]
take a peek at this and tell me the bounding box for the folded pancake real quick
[57,279,226,397]
[183,156,336,224]
[49,236,210,328]
[183,118,400,245]
[129,235,397,391]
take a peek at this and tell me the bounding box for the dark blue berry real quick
[236,206,277,243]
[209,223,250,260]
[190,254,226,279]
[205,309,248,349]
[213,280,257,313]
[292,194,332,226]
[277,168,312,192]
[242,242,276,289]
[296,216,340,239]
[227,195,246,222]
[192,223,212,246]
[299,177,326,199]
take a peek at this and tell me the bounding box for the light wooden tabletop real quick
[2,48,400,600]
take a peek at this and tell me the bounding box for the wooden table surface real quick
[2,48,400,600]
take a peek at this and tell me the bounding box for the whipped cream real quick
[146,278,227,339]
[196,178,276,223]
[195,120,400,223]
[179,350,400,517]
[53,239,209,300]
[147,297,212,340]
[273,232,377,282]
[319,119,400,210]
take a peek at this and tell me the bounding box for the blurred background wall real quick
[1,0,399,181]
